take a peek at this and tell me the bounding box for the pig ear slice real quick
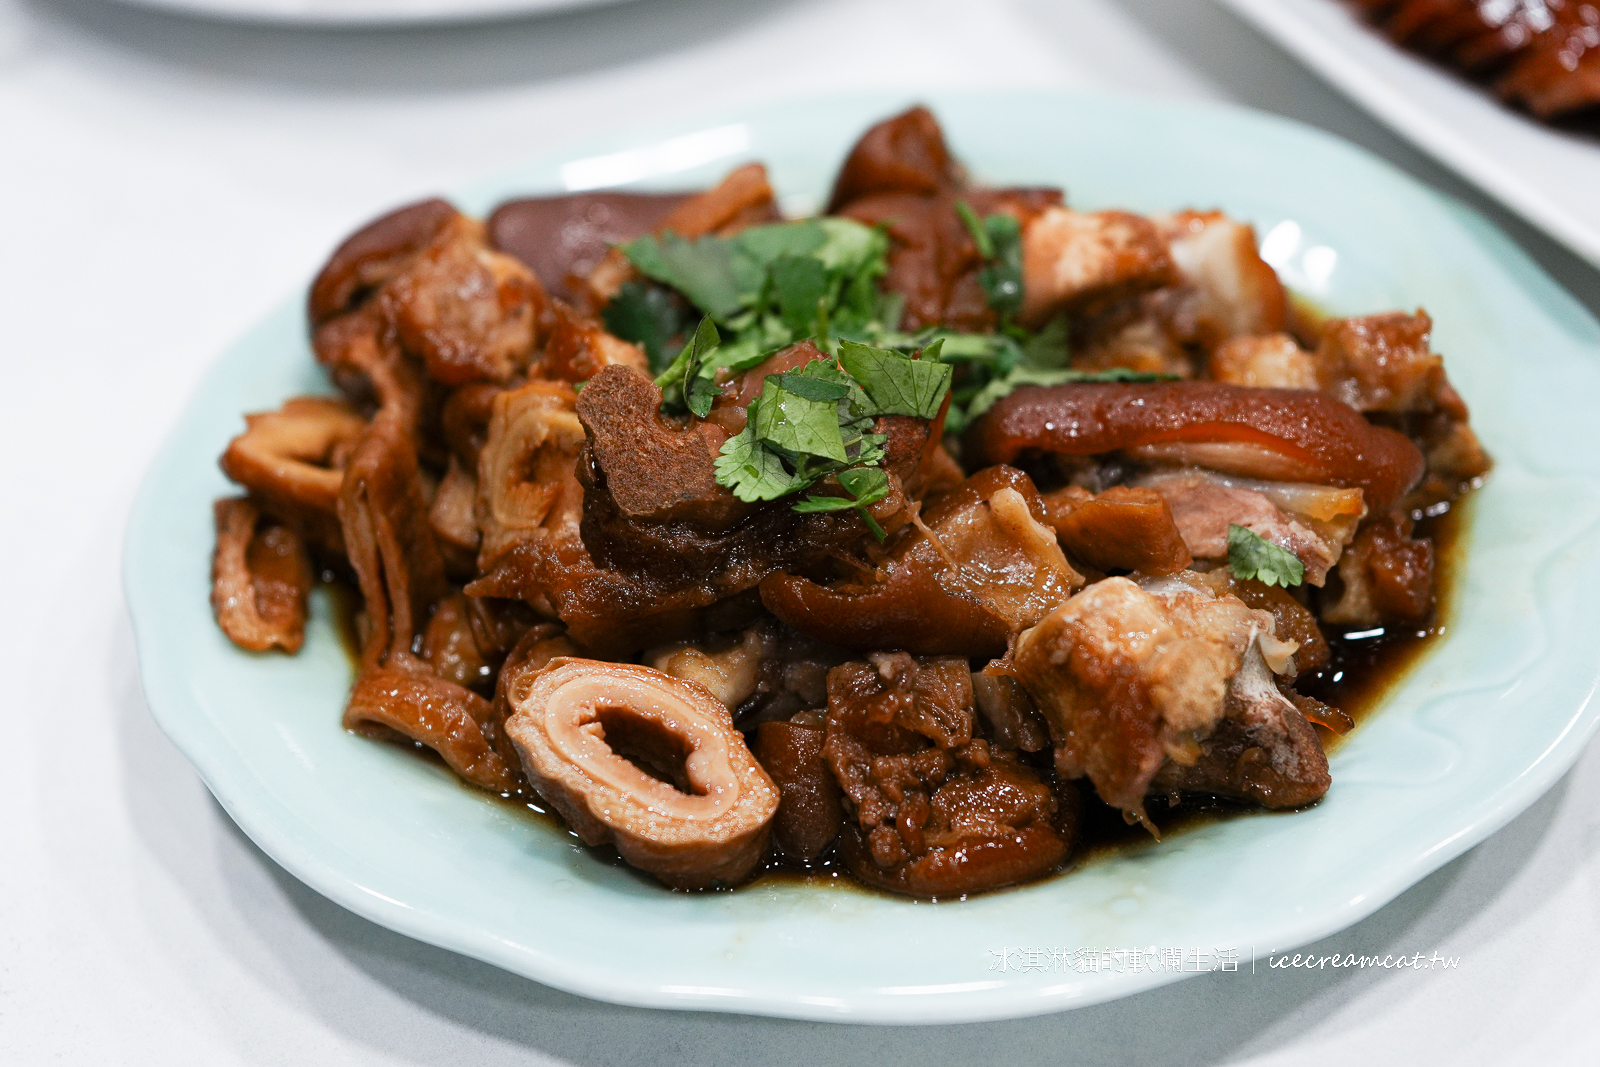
[964,381,1425,512]
[505,659,780,890]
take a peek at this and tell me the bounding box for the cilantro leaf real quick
[1227,524,1306,588]
[956,201,1024,323]
[714,422,806,502]
[792,466,891,541]
[836,339,954,420]
[653,315,722,417]
[770,254,831,335]
[601,281,686,372]
[750,376,849,462]
[622,232,747,319]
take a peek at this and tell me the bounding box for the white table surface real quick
[4,0,1599,1063]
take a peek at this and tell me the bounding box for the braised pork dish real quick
[208,107,1490,897]
[1350,1,1600,123]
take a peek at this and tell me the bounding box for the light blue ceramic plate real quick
[125,90,1600,1024]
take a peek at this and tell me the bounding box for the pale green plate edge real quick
[124,89,1600,1024]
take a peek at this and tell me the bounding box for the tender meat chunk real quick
[971,671,1050,753]
[823,655,1070,897]
[309,197,457,326]
[827,107,1063,332]
[1011,574,1324,821]
[337,418,448,672]
[841,186,1062,332]
[211,497,313,653]
[1210,333,1319,389]
[1137,468,1367,587]
[1146,639,1331,808]
[826,105,962,213]
[345,667,522,794]
[646,626,767,713]
[1314,310,1491,509]
[1323,515,1436,626]
[382,212,546,386]
[762,466,1083,658]
[1020,207,1178,327]
[966,381,1425,512]
[538,302,649,383]
[1155,211,1288,350]
[487,191,691,303]
[1045,485,1193,575]
[505,659,780,889]
[218,396,368,555]
[753,717,845,862]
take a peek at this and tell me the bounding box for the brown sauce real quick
[325,496,1473,897]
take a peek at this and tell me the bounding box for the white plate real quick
[114,0,624,28]
[1218,0,1600,271]
[125,89,1600,1023]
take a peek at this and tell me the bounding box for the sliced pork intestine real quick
[1134,467,1366,586]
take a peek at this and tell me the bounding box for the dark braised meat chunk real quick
[1043,485,1193,576]
[827,106,1066,332]
[488,191,691,303]
[574,357,903,599]
[824,654,1072,896]
[754,715,845,862]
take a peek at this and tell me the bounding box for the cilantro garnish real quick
[836,339,953,420]
[792,467,891,541]
[654,315,723,418]
[601,281,688,372]
[956,201,1024,324]
[1227,524,1306,588]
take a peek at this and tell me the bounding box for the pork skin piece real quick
[506,659,780,890]
[761,466,1083,658]
[823,654,1070,897]
[1012,574,1325,821]
[753,718,845,862]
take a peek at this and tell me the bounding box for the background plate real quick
[1217,0,1600,271]
[125,89,1600,1024]
[111,0,626,28]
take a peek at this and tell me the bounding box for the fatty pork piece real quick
[761,465,1084,659]
[1135,468,1368,586]
[505,658,780,889]
[1313,311,1491,509]
[824,654,1073,897]
[310,199,548,390]
[1053,210,1289,377]
[573,349,909,594]
[1012,575,1329,823]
